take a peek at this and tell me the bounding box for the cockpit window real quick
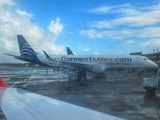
[144,58,147,60]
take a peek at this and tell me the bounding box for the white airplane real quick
[5,35,158,80]
[65,47,154,77]
[0,77,124,120]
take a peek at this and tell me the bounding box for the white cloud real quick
[87,6,111,14]
[0,0,65,62]
[94,52,99,55]
[114,51,123,55]
[80,29,134,39]
[39,41,64,55]
[0,1,44,53]
[77,47,90,52]
[139,39,160,47]
[112,8,141,17]
[79,3,160,44]
[48,18,63,38]
[80,29,103,38]
[83,48,90,52]
[138,27,160,38]
[88,3,160,28]
[88,8,160,29]
[112,10,160,27]
[16,9,32,18]
[90,21,112,28]
[80,26,160,40]
[87,4,131,15]
[0,0,13,6]
[120,40,135,47]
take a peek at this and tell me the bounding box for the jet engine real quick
[90,66,106,74]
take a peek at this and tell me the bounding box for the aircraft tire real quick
[138,72,141,77]
[82,71,86,77]
[77,71,82,76]
[77,75,82,81]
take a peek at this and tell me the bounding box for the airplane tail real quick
[66,47,74,55]
[17,35,37,58]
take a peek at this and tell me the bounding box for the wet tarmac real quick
[0,66,160,120]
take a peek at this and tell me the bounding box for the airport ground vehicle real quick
[143,69,160,94]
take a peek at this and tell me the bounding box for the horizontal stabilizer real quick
[4,53,32,60]
[3,53,17,57]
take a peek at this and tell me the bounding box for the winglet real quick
[0,78,8,88]
[43,50,51,59]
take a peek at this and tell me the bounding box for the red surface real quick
[0,78,8,87]
[0,78,7,106]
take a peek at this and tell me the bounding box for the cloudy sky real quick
[1,0,160,63]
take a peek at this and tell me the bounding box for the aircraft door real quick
[136,57,140,65]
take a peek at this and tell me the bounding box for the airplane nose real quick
[151,61,158,68]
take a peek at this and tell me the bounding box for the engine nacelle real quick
[90,66,106,74]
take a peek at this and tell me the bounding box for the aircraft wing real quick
[0,78,124,120]
[60,61,95,68]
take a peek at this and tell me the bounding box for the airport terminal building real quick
[130,50,160,66]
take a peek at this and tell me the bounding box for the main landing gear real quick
[77,71,86,81]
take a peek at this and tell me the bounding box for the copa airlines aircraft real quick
[5,35,158,80]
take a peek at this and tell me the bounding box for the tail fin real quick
[17,35,37,58]
[0,78,8,88]
[43,51,51,59]
[66,47,74,55]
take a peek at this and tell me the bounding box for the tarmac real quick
[0,66,160,120]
